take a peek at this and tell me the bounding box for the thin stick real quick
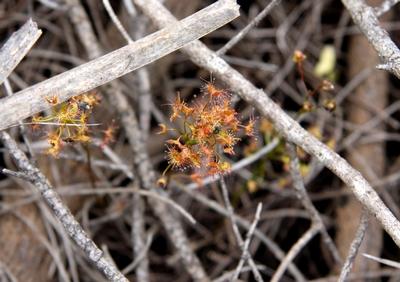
[100,2,149,280]
[93,141,134,179]
[219,178,264,282]
[271,224,320,282]
[0,19,42,85]
[342,0,400,78]
[375,0,400,16]
[121,0,153,139]
[219,178,243,244]
[338,210,369,282]
[3,79,36,160]
[286,142,342,265]
[216,0,281,55]
[123,231,155,275]
[232,203,263,281]
[311,269,400,282]
[2,168,32,181]
[362,253,400,269]
[131,191,148,282]
[102,0,133,44]
[0,22,38,161]
[12,122,102,128]
[135,190,196,224]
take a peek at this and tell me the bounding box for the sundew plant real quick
[158,82,255,186]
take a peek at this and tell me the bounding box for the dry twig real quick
[375,0,400,16]
[362,253,400,269]
[100,1,149,280]
[342,0,400,78]
[286,142,342,265]
[271,224,320,282]
[338,210,369,282]
[0,132,129,282]
[219,178,263,282]
[0,19,42,85]
[232,203,263,281]
[216,0,281,55]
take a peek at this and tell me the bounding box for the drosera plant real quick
[31,91,116,157]
[157,81,255,187]
[292,50,336,113]
[233,51,339,194]
[237,51,338,192]
[156,53,337,190]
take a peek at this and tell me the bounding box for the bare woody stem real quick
[271,224,320,282]
[0,132,129,282]
[286,142,342,265]
[375,0,400,16]
[338,210,369,282]
[0,19,42,85]
[219,178,263,282]
[68,0,150,280]
[342,0,400,78]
